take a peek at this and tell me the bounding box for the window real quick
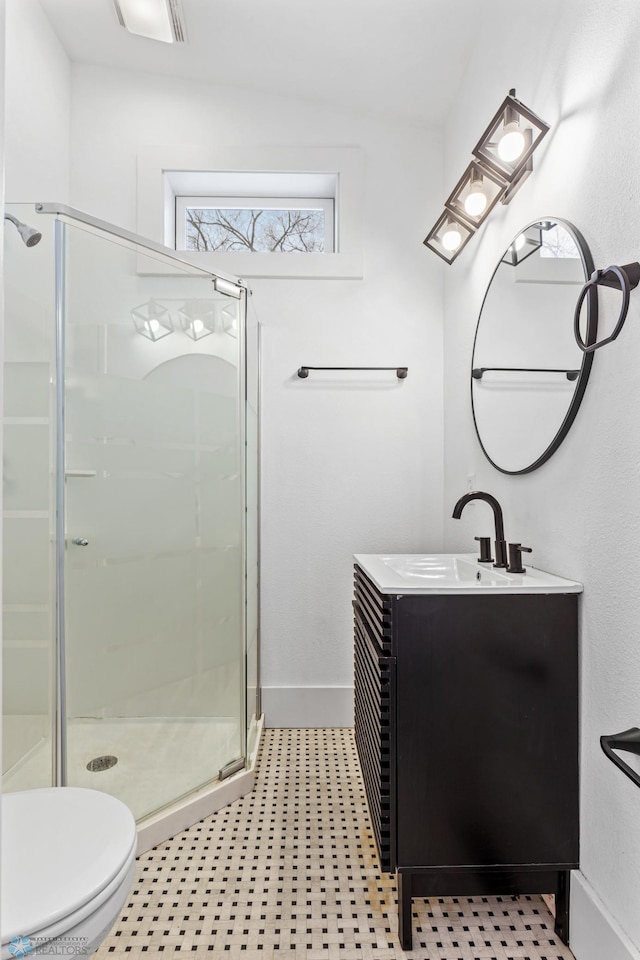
[137,147,363,278]
[176,196,334,253]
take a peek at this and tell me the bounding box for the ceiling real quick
[35,0,513,128]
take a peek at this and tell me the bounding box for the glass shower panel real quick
[245,309,260,757]
[2,203,56,792]
[60,219,245,820]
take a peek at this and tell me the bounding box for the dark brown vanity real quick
[353,555,580,950]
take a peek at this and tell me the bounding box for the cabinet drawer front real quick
[354,601,396,873]
[354,566,394,654]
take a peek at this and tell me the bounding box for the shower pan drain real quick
[86,755,118,772]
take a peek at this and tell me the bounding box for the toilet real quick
[1,787,137,958]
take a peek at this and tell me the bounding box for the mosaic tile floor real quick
[97,728,575,959]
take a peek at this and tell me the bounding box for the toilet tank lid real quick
[1,787,136,943]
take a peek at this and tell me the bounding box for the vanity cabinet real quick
[353,563,579,951]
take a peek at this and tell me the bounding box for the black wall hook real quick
[600,727,640,789]
[574,262,640,354]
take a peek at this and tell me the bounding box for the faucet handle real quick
[507,542,532,574]
[474,536,494,563]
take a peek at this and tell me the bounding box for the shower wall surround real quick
[2,205,56,785]
[2,2,72,786]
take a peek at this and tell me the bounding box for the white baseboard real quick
[262,686,354,728]
[571,871,640,960]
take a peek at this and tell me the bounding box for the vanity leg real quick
[398,871,413,950]
[554,870,570,945]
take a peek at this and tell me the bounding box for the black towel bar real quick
[600,727,640,789]
[297,366,408,379]
[472,367,580,381]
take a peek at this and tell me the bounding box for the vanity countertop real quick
[354,553,583,595]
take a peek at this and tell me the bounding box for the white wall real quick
[4,0,70,201]
[3,202,56,734]
[441,1,640,954]
[68,64,445,726]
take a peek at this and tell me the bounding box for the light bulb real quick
[498,122,526,162]
[514,234,526,252]
[146,318,160,333]
[192,318,205,335]
[464,181,488,217]
[442,226,462,252]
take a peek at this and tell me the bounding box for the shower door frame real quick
[37,203,255,808]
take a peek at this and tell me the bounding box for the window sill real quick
[170,250,363,280]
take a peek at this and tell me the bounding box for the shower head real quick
[4,212,42,247]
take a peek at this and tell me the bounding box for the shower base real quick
[3,714,261,851]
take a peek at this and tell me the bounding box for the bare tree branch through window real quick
[186,207,326,253]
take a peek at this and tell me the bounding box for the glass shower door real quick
[59,217,246,820]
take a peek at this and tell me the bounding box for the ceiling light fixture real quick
[113,0,186,43]
[424,89,549,264]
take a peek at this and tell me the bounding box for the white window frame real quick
[177,196,335,253]
[136,146,364,279]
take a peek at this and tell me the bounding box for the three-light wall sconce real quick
[424,89,549,264]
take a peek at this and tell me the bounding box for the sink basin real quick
[382,554,512,586]
[354,553,582,595]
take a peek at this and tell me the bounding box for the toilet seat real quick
[1,787,137,950]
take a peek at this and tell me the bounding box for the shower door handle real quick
[71,537,89,546]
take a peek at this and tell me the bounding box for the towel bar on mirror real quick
[472,367,580,381]
[600,727,640,789]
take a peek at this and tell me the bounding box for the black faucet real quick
[452,491,508,569]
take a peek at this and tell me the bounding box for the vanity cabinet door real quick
[394,594,579,871]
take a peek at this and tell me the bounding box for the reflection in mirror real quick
[472,219,596,474]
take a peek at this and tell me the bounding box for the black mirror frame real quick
[471,218,598,475]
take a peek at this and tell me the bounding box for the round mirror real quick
[471,219,596,474]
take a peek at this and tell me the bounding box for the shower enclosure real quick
[2,203,260,840]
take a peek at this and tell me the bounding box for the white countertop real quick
[354,553,583,595]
